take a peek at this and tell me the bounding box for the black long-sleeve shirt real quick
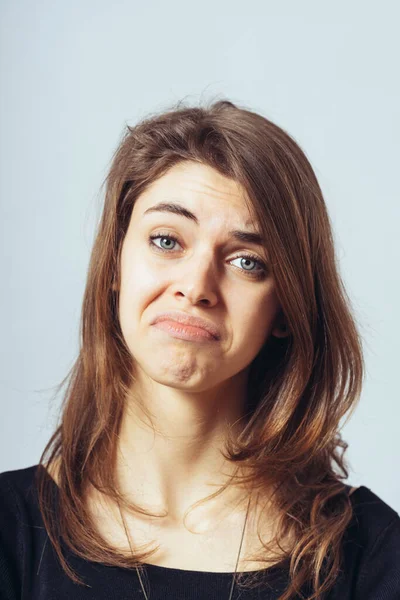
[0,464,399,599]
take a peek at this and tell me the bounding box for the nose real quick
[171,252,219,307]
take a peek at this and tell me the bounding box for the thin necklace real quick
[134,494,252,600]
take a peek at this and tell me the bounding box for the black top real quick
[0,465,399,600]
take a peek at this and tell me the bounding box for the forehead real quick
[133,160,255,225]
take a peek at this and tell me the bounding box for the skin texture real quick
[114,160,288,534]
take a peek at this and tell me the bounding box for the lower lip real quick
[152,320,217,342]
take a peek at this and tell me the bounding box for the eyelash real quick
[148,232,268,280]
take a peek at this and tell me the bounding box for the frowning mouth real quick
[151,311,221,341]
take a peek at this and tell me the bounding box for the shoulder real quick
[0,464,46,599]
[0,462,59,534]
[347,485,400,545]
[0,463,48,546]
[0,463,40,492]
[0,464,43,513]
[336,485,400,599]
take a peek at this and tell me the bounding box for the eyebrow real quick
[143,202,265,247]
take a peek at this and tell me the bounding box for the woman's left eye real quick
[230,255,266,277]
[148,233,267,279]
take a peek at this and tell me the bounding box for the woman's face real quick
[118,160,284,393]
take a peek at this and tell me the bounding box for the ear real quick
[271,321,290,339]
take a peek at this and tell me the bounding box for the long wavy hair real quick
[36,98,364,600]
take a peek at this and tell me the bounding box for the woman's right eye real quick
[148,233,180,252]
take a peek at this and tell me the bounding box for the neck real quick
[115,367,252,526]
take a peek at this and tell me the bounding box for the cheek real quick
[120,239,155,295]
[235,289,280,348]
[118,249,164,333]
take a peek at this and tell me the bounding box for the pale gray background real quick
[1,1,399,510]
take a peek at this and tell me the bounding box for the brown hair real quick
[36,98,364,599]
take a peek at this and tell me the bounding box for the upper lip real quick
[151,311,221,340]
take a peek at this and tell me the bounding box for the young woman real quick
[1,99,399,600]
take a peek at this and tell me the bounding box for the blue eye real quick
[148,233,267,279]
[152,235,179,251]
[229,255,265,276]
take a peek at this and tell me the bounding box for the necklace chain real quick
[134,495,252,600]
